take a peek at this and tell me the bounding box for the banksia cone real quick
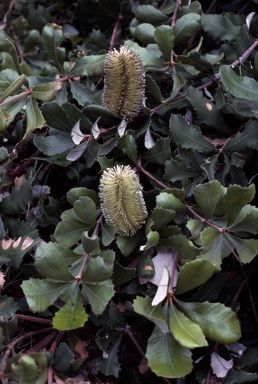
[102,46,145,120]
[99,165,147,236]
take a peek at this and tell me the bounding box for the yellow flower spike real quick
[99,165,147,236]
[102,46,145,120]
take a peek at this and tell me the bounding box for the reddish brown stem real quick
[171,0,181,28]
[109,14,124,51]
[16,314,52,325]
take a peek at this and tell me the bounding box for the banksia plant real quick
[102,46,145,120]
[99,165,147,236]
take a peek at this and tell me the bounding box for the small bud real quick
[99,165,147,236]
[102,46,145,120]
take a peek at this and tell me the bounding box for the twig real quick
[16,314,52,325]
[171,0,181,28]
[0,328,52,379]
[109,14,124,51]
[27,330,58,353]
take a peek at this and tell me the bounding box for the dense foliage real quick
[0,0,257,383]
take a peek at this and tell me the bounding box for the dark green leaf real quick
[118,133,138,163]
[0,178,33,215]
[143,138,171,165]
[224,121,258,151]
[33,134,74,156]
[135,23,155,44]
[135,5,169,24]
[186,86,229,132]
[201,14,240,41]
[41,102,72,132]
[42,23,65,73]
[169,114,215,153]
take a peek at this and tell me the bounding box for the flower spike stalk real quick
[102,46,145,120]
[99,165,147,236]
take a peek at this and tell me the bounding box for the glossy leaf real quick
[73,196,97,226]
[177,300,241,344]
[31,81,60,101]
[33,134,74,156]
[169,304,208,348]
[135,23,155,44]
[146,325,192,378]
[175,259,215,295]
[118,133,137,163]
[68,55,105,77]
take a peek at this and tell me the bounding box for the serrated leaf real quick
[82,254,114,283]
[165,159,200,182]
[113,263,136,286]
[69,55,105,77]
[118,133,137,163]
[21,279,70,312]
[0,178,33,215]
[224,369,258,384]
[151,207,176,230]
[186,86,229,132]
[31,81,61,101]
[52,290,88,330]
[125,40,166,71]
[116,232,142,257]
[52,342,74,372]
[220,65,258,101]
[70,81,95,106]
[154,25,174,61]
[25,97,45,135]
[42,23,65,73]
[73,196,97,226]
[201,14,240,41]
[211,352,233,378]
[198,227,229,268]
[169,114,215,153]
[0,237,36,268]
[141,230,159,252]
[133,296,169,334]
[175,259,215,295]
[174,13,200,44]
[97,334,122,378]
[143,137,171,165]
[224,120,258,151]
[226,234,258,264]
[146,326,192,378]
[81,280,114,315]
[169,304,208,348]
[193,180,225,219]
[229,206,258,234]
[177,300,241,344]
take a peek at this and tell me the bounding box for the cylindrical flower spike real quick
[99,165,147,236]
[102,46,145,120]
